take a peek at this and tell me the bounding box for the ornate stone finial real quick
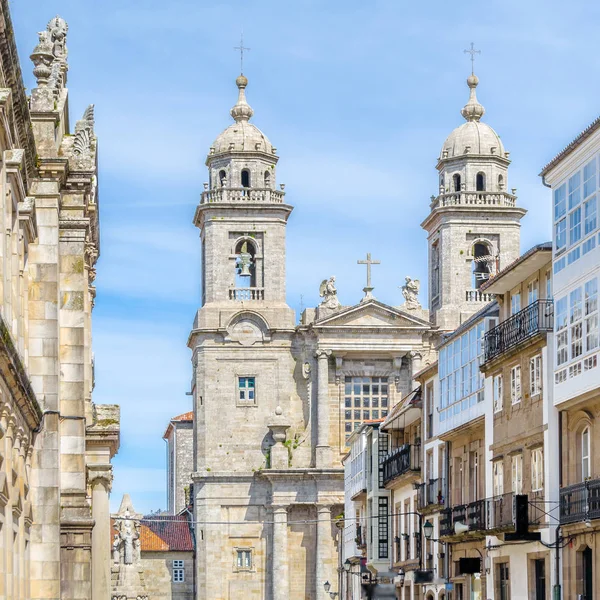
[401,276,421,310]
[30,31,54,85]
[83,104,95,133]
[230,74,254,123]
[319,276,340,310]
[275,405,283,416]
[460,74,485,122]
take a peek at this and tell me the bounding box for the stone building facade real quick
[164,412,194,514]
[189,74,437,600]
[0,4,120,599]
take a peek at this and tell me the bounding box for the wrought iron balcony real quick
[486,493,515,530]
[201,187,285,205]
[381,444,421,487]
[484,299,554,363]
[417,478,446,511]
[560,478,600,524]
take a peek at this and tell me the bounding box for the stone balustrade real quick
[431,191,517,210]
[229,287,265,301]
[201,187,285,204]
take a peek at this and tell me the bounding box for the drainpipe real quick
[553,525,561,600]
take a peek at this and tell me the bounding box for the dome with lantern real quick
[209,75,275,158]
[440,74,506,160]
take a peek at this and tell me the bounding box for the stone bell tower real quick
[195,74,293,313]
[421,71,526,331]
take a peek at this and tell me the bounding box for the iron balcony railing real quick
[417,478,446,511]
[381,444,421,486]
[440,493,520,537]
[560,478,600,524]
[484,299,554,363]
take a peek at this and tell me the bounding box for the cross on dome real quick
[460,43,485,122]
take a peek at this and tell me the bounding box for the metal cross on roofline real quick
[464,42,481,75]
[234,33,251,74]
[357,252,380,302]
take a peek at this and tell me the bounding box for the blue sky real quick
[11,0,600,513]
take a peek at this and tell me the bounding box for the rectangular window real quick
[512,454,523,494]
[569,207,582,245]
[510,365,521,404]
[530,355,542,396]
[582,428,590,480]
[493,460,504,496]
[343,376,389,442]
[584,158,597,199]
[493,375,503,413]
[585,278,599,352]
[173,560,185,582]
[546,270,552,299]
[554,183,566,221]
[378,497,389,560]
[534,559,546,600]
[556,296,568,366]
[238,376,256,404]
[569,171,581,209]
[585,195,597,236]
[236,549,253,570]
[438,321,485,417]
[511,293,521,315]
[527,280,538,305]
[555,218,567,252]
[531,448,544,492]
[497,562,510,600]
[426,382,433,440]
[571,288,583,359]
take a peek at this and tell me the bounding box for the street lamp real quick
[423,520,434,540]
[343,559,351,572]
[323,580,338,599]
[397,569,405,587]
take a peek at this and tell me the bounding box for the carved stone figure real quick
[115,509,140,565]
[401,276,421,310]
[319,276,340,309]
[237,241,252,277]
[112,533,120,564]
[47,16,68,60]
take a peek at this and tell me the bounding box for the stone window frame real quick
[236,375,257,407]
[526,551,550,600]
[493,373,503,414]
[233,547,255,572]
[530,446,544,493]
[492,457,504,496]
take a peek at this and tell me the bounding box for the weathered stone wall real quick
[138,551,195,600]
[174,422,194,514]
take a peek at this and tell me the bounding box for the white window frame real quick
[529,355,542,397]
[493,460,504,496]
[511,454,523,495]
[510,365,521,405]
[493,374,503,413]
[582,427,591,480]
[511,293,521,315]
[237,376,256,405]
[173,559,185,582]
[531,448,544,492]
[527,280,538,305]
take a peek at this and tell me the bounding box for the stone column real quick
[315,505,331,598]
[315,350,332,468]
[271,505,289,600]
[88,465,113,600]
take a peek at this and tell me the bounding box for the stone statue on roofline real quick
[319,276,340,310]
[401,276,421,310]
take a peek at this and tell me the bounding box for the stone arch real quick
[225,311,271,346]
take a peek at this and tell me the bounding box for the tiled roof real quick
[139,515,194,552]
[540,115,600,176]
[171,411,193,422]
[111,514,194,553]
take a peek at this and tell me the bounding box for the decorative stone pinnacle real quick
[461,74,485,122]
[230,74,254,123]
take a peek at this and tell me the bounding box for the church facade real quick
[188,65,524,599]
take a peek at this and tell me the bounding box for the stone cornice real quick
[87,464,113,491]
[0,312,41,430]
